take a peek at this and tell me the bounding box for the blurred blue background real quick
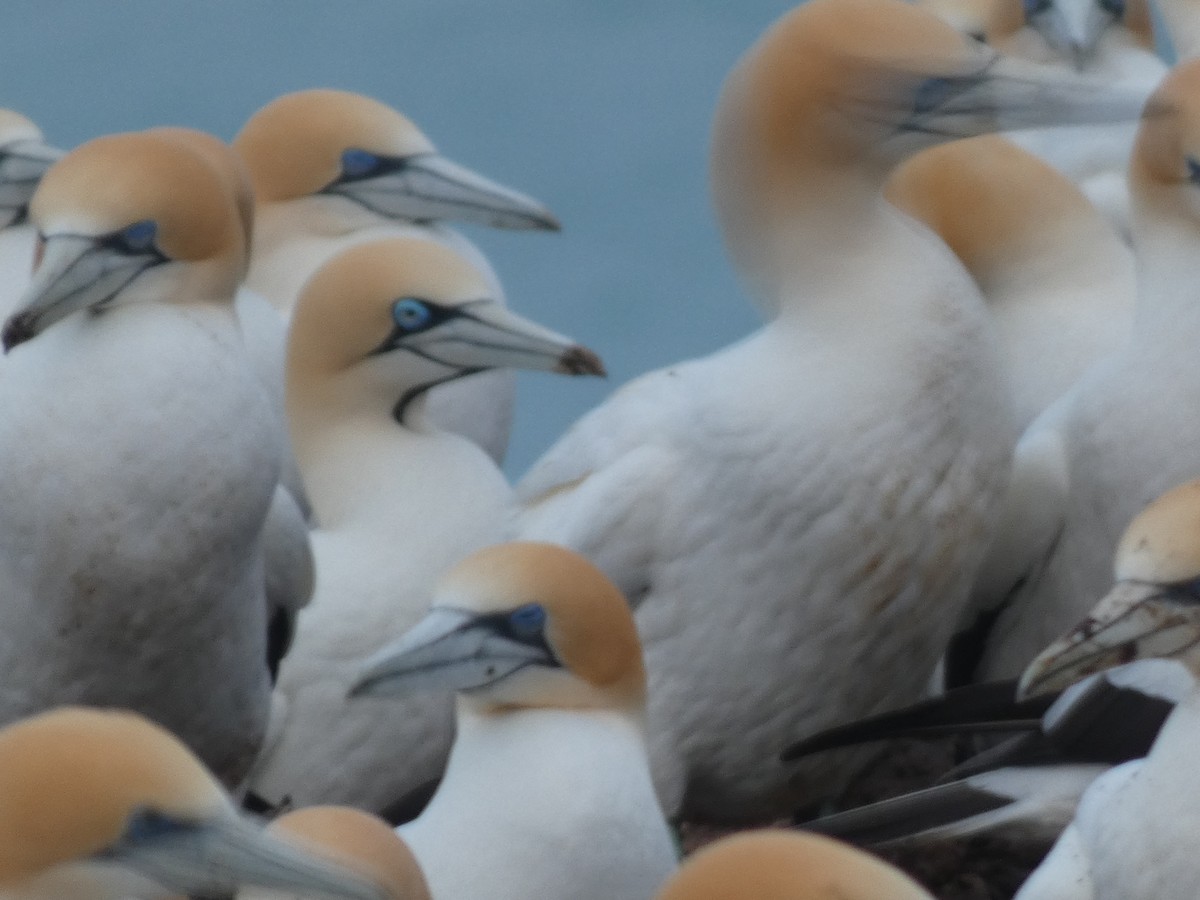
[0,1,794,476]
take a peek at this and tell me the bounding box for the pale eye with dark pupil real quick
[341,148,383,180]
[391,298,433,332]
[509,603,547,637]
[110,220,158,255]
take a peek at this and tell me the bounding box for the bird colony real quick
[2,0,1199,896]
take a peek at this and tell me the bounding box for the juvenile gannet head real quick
[1128,60,1200,224]
[654,830,933,899]
[234,89,558,231]
[0,109,63,231]
[885,134,1103,287]
[0,707,387,900]
[287,238,603,425]
[987,0,1154,69]
[350,542,647,714]
[239,806,431,900]
[1019,479,1200,698]
[2,131,246,351]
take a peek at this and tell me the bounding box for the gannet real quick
[0,707,385,900]
[235,88,559,464]
[886,134,1136,430]
[985,0,1165,236]
[351,541,678,900]
[247,239,604,814]
[967,60,1200,681]
[654,830,933,900]
[0,110,62,320]
[514,0,1149,823]
[1011,478,1200,900]
[241,806,430,900]
[0,131,282,787]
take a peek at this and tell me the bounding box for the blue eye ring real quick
[1188,157,1200,185]
[118,220,158,253]
[341,148,380,179]
[1022,0,1052,16]
[392,298,433,332]
[509,603,547,636]
[1098,0,1124,15]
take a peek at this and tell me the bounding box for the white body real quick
[0,301,278,786]
[247,202,514,463]
[400,705,677,900]
[248,408,516,810]
[518,206,1014,821]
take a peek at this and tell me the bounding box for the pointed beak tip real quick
[538,212,563,232]
[557,344,606,378]
[1,313,34,352]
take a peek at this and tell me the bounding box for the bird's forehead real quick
[1116,480,1200,583]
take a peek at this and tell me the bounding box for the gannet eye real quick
[341,148,383,180]
[114,220,158,255]
[1187,157,1200,185]
[1098,0,1124,15]
[509,603,547,637]
[391,298,434,333]
[1169,575,1200,601]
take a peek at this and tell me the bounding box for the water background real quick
[0,1,794,476]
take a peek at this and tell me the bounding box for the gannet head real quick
[710,0,1148,293]
[287,237,603,425]
[1019,479,1200,698]
[885,134,1100,285]
[234,88,558,231]
[1128,59,1200,222]
[653,830,933,899]
[0,109,63,231]
[350,541,647,714]
[240,806,431,900]
[987,0,1154,68]
[2,131,246,351]
[0,707,388,900]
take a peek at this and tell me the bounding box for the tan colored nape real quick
[886,135,1094,275]
[439,542,646,701]
[234,88,435,203]
[288,236,487,377]
[1130,59,1200,189]
[148,127,256,255]
[30,131,242,266]
[1115,479,1200,583]
[984,0,1030,46]
[268,806,430,900]
[0,707,223,884]
[656,830,933,900]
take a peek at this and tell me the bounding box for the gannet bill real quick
[0,707,386,900]
[0,131,282,787]
[886,134,1136,430]
[0,110,63,321]
[965,60,1200,682]
[350,541,678,900]
[653,830,933,900]
[241,806,431,900]
[514,0,1149,823]
[246,239,603,815]
[235,88,559,464]
[1010,478,1200,900]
